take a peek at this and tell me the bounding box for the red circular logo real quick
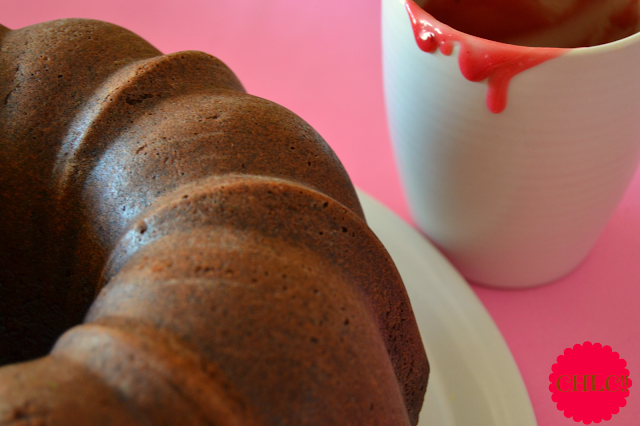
[549,342,632,424]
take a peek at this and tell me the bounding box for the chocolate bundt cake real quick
[0,19,429,425]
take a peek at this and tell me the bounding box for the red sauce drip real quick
[406,0,565,113]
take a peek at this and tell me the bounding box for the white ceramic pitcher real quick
[383,0,640,287]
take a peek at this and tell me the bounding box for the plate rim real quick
[357,188,538,426]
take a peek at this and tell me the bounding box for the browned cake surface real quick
[0,18,428,425]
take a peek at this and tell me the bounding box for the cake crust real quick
[0,18,428,426]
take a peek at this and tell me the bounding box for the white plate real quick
[358,189,538,426]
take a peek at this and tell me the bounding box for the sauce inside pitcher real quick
[419,0,640,47]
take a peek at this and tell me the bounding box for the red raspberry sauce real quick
[405,0,566,113]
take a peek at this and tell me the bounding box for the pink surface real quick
[2,0,639,424]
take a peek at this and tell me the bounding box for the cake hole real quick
[138,222,148,234]
[10,407,28,419]
[125,93,153,105]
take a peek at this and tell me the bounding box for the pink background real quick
[2,0,638,424]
